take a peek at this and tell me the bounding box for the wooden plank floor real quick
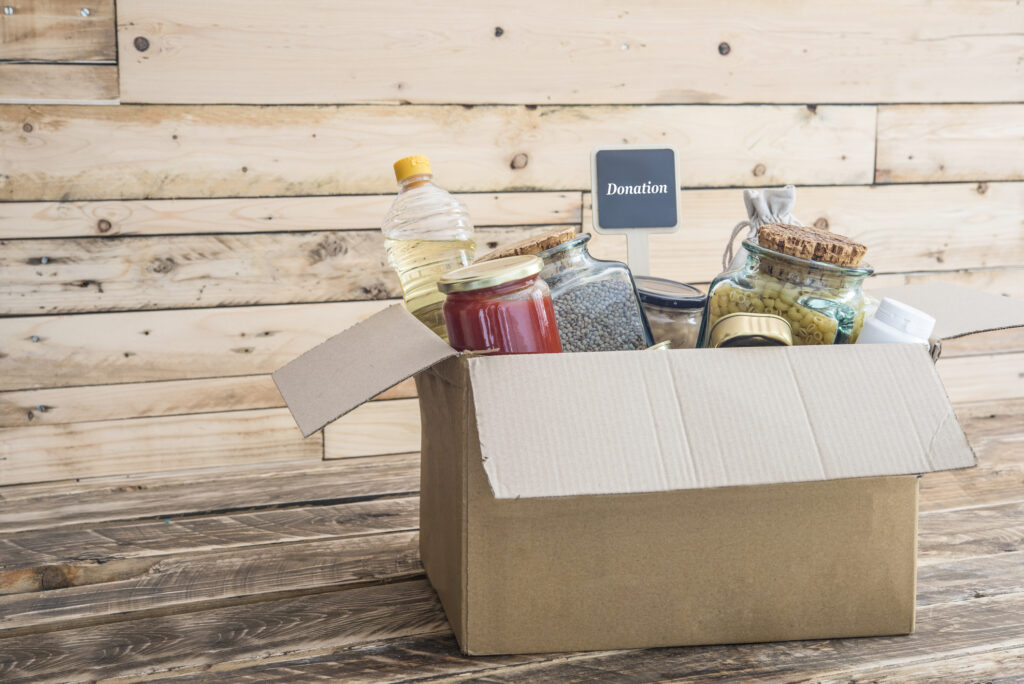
[0,398,1021,682]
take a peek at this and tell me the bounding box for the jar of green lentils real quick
[699,239,876,346]
[537,234,653,352]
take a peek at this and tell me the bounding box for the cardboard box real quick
[274,283,1024,655]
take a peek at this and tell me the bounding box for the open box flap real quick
[469,344,976,500]
[273,304,456,437]
[869,283,1024,341]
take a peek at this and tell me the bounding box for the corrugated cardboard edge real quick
[272,304,456,437]
[415,357,472,649]
[467,346,976,501]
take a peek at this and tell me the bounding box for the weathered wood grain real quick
[0,497,418,584]
[0,64,118,103]
[325,399,421,459]
[0,396,416,485]
[0,104,875,200]
[921,400,1024,513]
[0,452,420,534]
[919,500,1024,566]
[0,225,561,314]
[585,182,1024,283]
[141,592,1024,683]
[0,375,284,428]
[5,183,1023,313]
[0,579,448,682]
[115,0,1024,105]
[0,530,423,635]
[0,375,415,428]
[1,303,1018,397]
[0,0,115,61]
[0,408,322,486]
[815,645,1024,684]
[938,325,1024,358]
[869,269,1024,303]
[148,633,535,683]
[0,192,581,239]
[915,551,1024,608]
[424,596,1024,683]
[877,105,1024,183]
[0,299,393,391]
[5,492,1021,635]
[937,351,1024,404]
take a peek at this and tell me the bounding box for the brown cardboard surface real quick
[870,283,1024,341]
[272,304,455,436]
[464,473,918,655]
[417,358,918,655]
[468,344,974,499]
[416,357,472,647]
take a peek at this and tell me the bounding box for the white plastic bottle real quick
[856,298,936,346]
[382,156,476,339]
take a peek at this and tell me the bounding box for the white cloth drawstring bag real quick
[722,185,803,271]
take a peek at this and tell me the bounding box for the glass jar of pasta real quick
[700,239,876,346]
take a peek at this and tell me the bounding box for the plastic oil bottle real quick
[382,156,476,339]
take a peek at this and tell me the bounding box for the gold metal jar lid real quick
[646,340,672,350]
[709,313,794,348]
[438,255,543,294]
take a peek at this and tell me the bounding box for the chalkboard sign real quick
[590,145,680,274]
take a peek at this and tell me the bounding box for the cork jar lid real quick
[757,223,867,267]
[475,226,579,263]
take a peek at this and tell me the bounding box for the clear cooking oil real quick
[381,155,476,341]
[385,236,476,338]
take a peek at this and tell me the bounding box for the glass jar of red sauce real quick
[438,255,562,355]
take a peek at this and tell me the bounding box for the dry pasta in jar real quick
[701,239,876,347]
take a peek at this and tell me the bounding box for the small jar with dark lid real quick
[635,276,708,350]
[439,255,562,355]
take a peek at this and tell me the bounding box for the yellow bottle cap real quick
[393,155,432,182]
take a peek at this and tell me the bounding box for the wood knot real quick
[718,42,731,55]
[133,36,150,52]
[149,257,176,274]
[40,565,73,590]
[510,153,529,170]
[494,26,504,37]
[22,123,33,133]
[97,219,112,233]
[308,236,348,264]
[976,182,989,195]
[813,217,829,231]
[752,163,766,177]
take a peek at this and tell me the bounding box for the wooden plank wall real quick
[1,0,1022,485]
